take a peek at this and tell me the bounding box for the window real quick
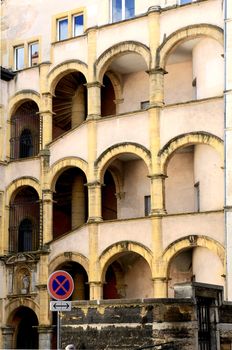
[141,101,150,110]
[112,0,135,22]
[57,17,68,40]
[15,46,24,70]
[29,42,39,67]
[180,0,193,4]
[194,182,200,212]
[73,14,84,36]
[144,195,151,216]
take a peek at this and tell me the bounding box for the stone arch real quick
[49,157,88,191]
[9,90,41,119]
[105,71,123,102]
[49,252,89,276]
[6,177,41,205]
[162,235,225,277]
[48,59,88,94]
[95,142,151,182]
[99,240,153,282]
[95,41,151,83]
[6,298,40,324]
[156,24,223,69]
[158,132,223,174]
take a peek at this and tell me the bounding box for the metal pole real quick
[57,311,60,350]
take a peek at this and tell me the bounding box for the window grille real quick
[9,200,40,253]
[10,102,40,160]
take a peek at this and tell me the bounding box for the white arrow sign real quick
[50,300,72,312]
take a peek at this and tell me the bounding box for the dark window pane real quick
[112,0,122,22]
[125,0,134,19]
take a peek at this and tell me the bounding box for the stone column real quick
[87,182,102,223]
[2,327,14,350]
[86,82,101,120]
[38,325,53,350]
[41,93,53,148]
[88,223,102,300]
[42,189,53,244]
[148,6,167,298]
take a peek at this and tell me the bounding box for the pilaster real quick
[2,326,14,350]
[38,325,53,350]
[38,254,50,325]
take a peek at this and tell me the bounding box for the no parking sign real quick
[47,270,74,300]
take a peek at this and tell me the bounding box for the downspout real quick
[224,0,228,300]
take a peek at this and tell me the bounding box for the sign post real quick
[47,270,74,350]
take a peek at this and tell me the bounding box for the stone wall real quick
[60,299,197,350]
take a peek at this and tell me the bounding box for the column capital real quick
[148,173,167,180]
[147,67,168,75]
[86,181,102,188]
[147,5,161,14]
[150,209,167,216]
[85,81,102,89]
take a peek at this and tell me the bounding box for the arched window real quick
[18,218,33,252]
[19,129,33,158]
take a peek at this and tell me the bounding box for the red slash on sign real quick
[47,270,74,300]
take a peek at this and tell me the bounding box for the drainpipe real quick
[224,0,230,301]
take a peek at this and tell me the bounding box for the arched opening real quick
[103,252,153,299]
[165,144,223,214]
[101,74,116,117]
[101,152,150,220]
[10,307,39,349]
[10,101,40,159]
[9,186,40,253]
[168,247,224,297]
[102,170,117,220]
[53,167,88,239]
[164,37,223,104]
[52,72,87,139]
[100,51,149,114]
[55,261,89,300]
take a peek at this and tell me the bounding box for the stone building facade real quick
[0,0,232,349]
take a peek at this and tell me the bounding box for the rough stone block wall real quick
[60,299,197,350]
[219,302,232,349]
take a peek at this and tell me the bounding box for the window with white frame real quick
[111,0,135,23]
[29,42,39,67]
[15,46,24,70]
[57,17,68,41]
[73,13,84,36]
